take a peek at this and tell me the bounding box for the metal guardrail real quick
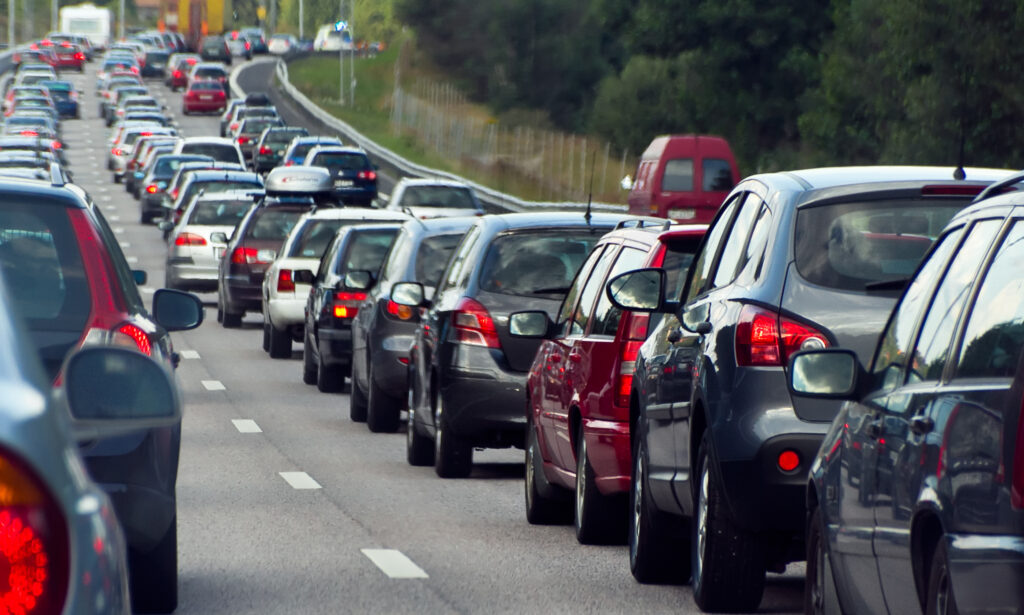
[232,57,627,214]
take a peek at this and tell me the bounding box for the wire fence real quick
[389,80,634,203]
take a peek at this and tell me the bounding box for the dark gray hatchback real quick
[611,166,1013,612]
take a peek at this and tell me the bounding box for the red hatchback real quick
[168,57,199,91]
[183,80,227,114]
[517,221,706,543]
[53,42,85,72]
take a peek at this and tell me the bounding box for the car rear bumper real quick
[370,333,415,393]
[583,417,631,495]
[440,345,527,448]
[318,325,353,368]
[946,533,1024,612]
[185,100,226,113]
[267,297,305,328]
[223,278,262,312]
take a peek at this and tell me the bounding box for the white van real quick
[313,25,352,52]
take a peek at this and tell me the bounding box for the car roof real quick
[756,165,1014,193]
[597,220,707,246]
[395,178,471,189]
[476,211,633,232]
[298,209,410,222]
[181,137,236,146]
[193,189,263,202]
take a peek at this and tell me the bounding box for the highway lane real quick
[58,59,803,614]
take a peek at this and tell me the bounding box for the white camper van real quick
[60,3,113,49]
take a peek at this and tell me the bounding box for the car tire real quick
[113,173,121,184]
[925,538,960,615]
[525,424,571,524]
[128,516,177,614]
[139,210,149,224]
[268,324,291,359]
[262,322,270,352]
[805,506,842,615]
[216,303,223,323]
[349,369,368,419]
[406,401,434,466]
[434,394,472,478]
[222,308,242,328]
[574,428,625,544]
[302,331,318,384]
[691,433,766,612]
[630,434,690,584]
[366,361,401,433]
[316,353,344,394]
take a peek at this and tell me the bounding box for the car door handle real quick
[910,415,934,436]
[867,420,883,439]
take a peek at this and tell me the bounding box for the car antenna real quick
[584,143,596,225]
[401,206,427,229]
[953,114,966,181]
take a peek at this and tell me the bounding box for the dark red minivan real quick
[627,135,740,224]
[515,220,706,544]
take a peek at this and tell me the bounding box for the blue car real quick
[39,79,79,118]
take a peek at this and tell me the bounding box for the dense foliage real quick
[397,0,1024,171]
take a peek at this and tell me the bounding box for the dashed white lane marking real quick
[113,227,125,234]
[126,256,138,263]
[361,549,429,579]
[180,350,200,359]
[232,419,262,433]
[119,241,130,248]
[279,472,321,489]
[105,205,116,211]
[201,380,225,391]
[109,215,120,221]
[139,287,155,294]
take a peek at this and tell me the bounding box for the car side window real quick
[438,226,480,293]
[712,192,762,288]
[871,226,964,390]
[556,245,605,336]
[591,246,648,336]
[956,220,1024,379]
[906,219,1001,384]
[568,246,617,337]
[734,202,772,285]
[91,207,145,312]
[316,235,342,283]
[683,192,743,303]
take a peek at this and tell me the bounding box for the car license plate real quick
[200,95,213,101]
[335,180,353,187]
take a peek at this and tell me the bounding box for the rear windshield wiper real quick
[865,278,909,292]
[530,287,571,295]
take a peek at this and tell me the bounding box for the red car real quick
[517,221,707,543]
[167,56,199,91]
[53,42,85,72]
[182,80,227,114]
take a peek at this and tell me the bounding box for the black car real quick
[142,50,170,78]
[199,36,232,64]
[301,224,404,393]
[793,173,1024,615]
[396,212,630,478]
[609,166,1013,611]
[253,126,310,173]
[349,217,475,432]
[302,146,377,205]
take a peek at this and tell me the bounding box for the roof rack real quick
[613,218,673,231]
[972,170,1024,203]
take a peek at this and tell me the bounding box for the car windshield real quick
[479,230,602,297]
[399,186,476,209]
[188,200,251,226]
[795,200,965,292]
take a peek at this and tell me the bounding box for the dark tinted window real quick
[479,230,602,298]
[685,193,740,302]
[795,200,963,291]
[713,193,761,288]
[399,186,476,209]
[191,81,222,92]
[312,152,370,172]
[661,237,702,301]
[244,209,304,241]
[414,233,464,286]
[155,157,208,177]
[381,230,412,283]
[592,247,647,336]
[182,144,239,163]
[182,180,258,206]
[557,246,605,335]
[288,143,316,161]
[734,203,772,285]
[188,200,250,226]
[957,220,1024,378]
[266,130,307,145]
[441,226,481,290]
[145,51,169,63]
[286,219,347,258]
[662,158,694,191]
[241,118,281,134]
[336,230,399,275]
[571,246,617,336]
[702,159,734,191]
[194,67,226,79]
[0,203,88,324]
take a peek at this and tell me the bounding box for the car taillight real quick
[451,297,500,348]
[111,148,122,156]
[51,141,61,150]
[229,122,239,132]
[285,160,294,166]
[145,184,160,193]
[615,312,650,406]
[19,130,37,137]
[357,170,377,181]
[245,41,251,50]
[735,304,829,367]
[0,446,70,615]
[230,247,274,265]
[277,270,295,293]
[75,52,84,61]
[237,136,250,145]
[173,70,182,78]
[332,291,366,319]
[385,299,414,321]
[116,322,152,355]
[174,232,206,246]
[259,146,272,155]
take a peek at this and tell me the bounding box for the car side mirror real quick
[344,270,373,290]
[509,311,552,338]
[157,220,174,232]
[392,281,425,307]
[788,349,861,399]
[132,269,147,285]
[209,231,228,244]
[606,268,665,312]
[152,288,203,331]
[64,346,180,433]
[293,269,315,284]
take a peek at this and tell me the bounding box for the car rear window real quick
[414,233,463,285]
[188,200,251,226]
[195,67,226,79]
[702,158,734,191]
[662,158,694,191]
[244,208,304,241]
[183,180,259,206]
[795,200,965,291]
[0,203,89,326]
[287,219,348,258]
[400,186,476,209]
[289,143,315,161]
[267,132,306,146]
[242,118,280,134]
[479,230,603,298]
[181,144,238,163]
[313,152,370,171]
[155,157,207,176]
[192,81,222,92]
[336,229,399,274]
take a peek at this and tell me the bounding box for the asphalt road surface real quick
[61,57,804,614]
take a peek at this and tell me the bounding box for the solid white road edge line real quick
[360,549,429,579]
[232,419,262,433]
[201,380,226,391]
[279,472,321,489]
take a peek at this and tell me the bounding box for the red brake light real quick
[332,291,366,319]
[229,122,239,132]
[237,136,250,145]
[117,323,152,356]
[921,185,986,197]
[112,148,122,156]
[0,448,71,615]
[145,184,159,194]
[777,450,801,472]
[452,297,500,348]
[259,146,272,155]
[385,299,414,321]
[735,304,828,367]
[357,170,377,181]
[245,42,251,50]
[174,232,206,246]
[277,270,295,293]
[18,130,37,137]
[615,313,650,406]
[173,70,182,78]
